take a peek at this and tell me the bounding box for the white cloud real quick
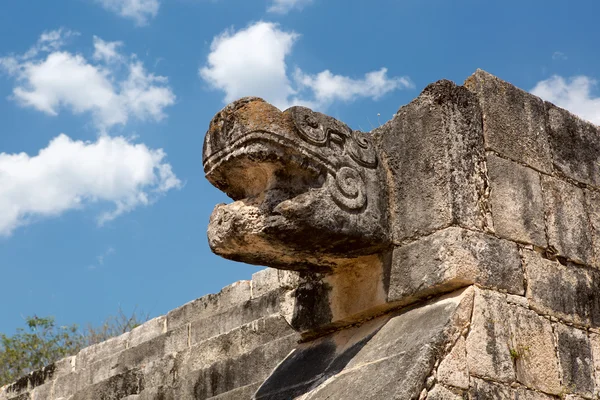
[531,75,600,125]
[200,22,411,110]
[200,22,298,109]
[267,0,312,14]
[0,31,175,132]
[295,68,413,104]
[0,134,181,236]
[96,0,160,26]
[93,36,124,63]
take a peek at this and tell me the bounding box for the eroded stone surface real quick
[374,79,486,242]
[464,69,552,173]
[255,288,473,400]
[437,336,470,389]
[546,103,600,187]
[542,175,593,265]
[523,250,600,327]
[486,153,545,246]
[390,227,524,304]
[466,289,515,383]
[554,324,594,398]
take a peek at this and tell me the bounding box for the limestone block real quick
[589,333,600,398]
[175,334,298,399]
[546,103,600,187]
[53,356,76,378]
[251,268,280,299]
[183,315,295,374]
[141,353,177,391]
[188,290,282,345]
[256,288,474,400]
[584,189,600,269]
[70,368,144,400]
[468,378,513,400]
[427,385,464,400]
[437,336,469,389]
[164,323,189,354]
[76,331,129,369]
[374,79,486,242]
[542,176,593,264]
[466,289,515,383]
[464,69,552,173]
[513,388,557,399]
[127,315,166,349]
[117,334,167,371]
[509,305,561,395]
[52,372,80,400]
[29,381,52,400]
[389,227,524,304]
[166,280,251,331]
[487,154,545,246]
[554,323,594,398]
[523,250,600,327]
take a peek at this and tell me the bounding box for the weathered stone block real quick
[554,323,594,398]
[374,79,486,242]
[487,154,545,246]
[209,382,261,399]
[176,334,298,400]
[542,175,593,264]
[466,289,515,383]
[464,69,552,173]
[127,315,166,349]
[509,305,561,395]
[590,333,600,399]
[256,288,473,400]
[189,289,282,345]
[584,189,600,269]
[523,250,600,327]
[427,385,464,400]
[251,268,280,299]
[164,322,189,354]
[468,378,513,400]
[389,227,524,304]
[514,388,557,399]
[166,280,251,330]
[437,336,469,389]
[76,332,129,369]
[70,368,144,400]
[546,103,600,187]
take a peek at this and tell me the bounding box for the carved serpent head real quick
[203,97,390,272]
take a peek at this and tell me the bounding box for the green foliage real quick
[0,308,149,387]
[0,316,82,386]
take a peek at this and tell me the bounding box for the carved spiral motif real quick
[291,106,377,169]
[347,130,377,168]
[293,107,328,145]
[330,167,367,210]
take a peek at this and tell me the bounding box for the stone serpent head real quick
[203,97,390,272]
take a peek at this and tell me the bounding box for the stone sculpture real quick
[203,97,390,272]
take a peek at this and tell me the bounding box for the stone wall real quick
[4,69,600,399]
[0,269,300,400]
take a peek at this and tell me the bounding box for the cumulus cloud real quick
[200,22,298,108]
[531,75,600,125]
[294,68,412,104]
[0,30,175,132]
[96,0,160,26]
[199,22,411,110]
[93,36,124,63]
[0,134,181,236]
[267,0,312,14]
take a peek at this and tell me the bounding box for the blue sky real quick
[1,0,599,336]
